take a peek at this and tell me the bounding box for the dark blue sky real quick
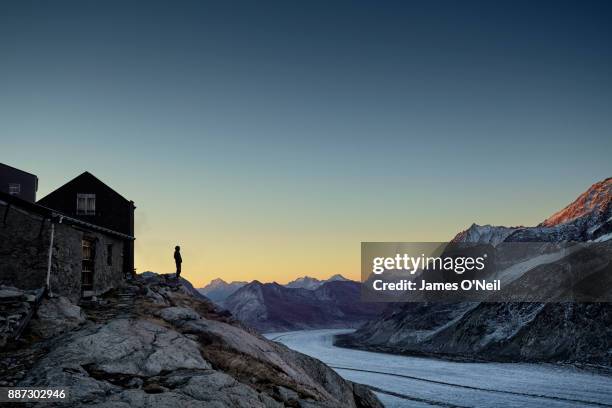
[1,1,611,283]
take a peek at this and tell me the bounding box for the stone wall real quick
[88,231,124,298]
[0,202,50,291]
[0,201,126,302]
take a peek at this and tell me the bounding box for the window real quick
[77,193,96,215]
[8,183,20,195]
[107,244,113,266]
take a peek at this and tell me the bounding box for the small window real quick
[8,183,20,195]
[77,193,96,215]
[107,244,113,266]
[82,239,94,261]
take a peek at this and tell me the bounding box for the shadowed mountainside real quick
[338,177,612,367]
[223,280,385,333]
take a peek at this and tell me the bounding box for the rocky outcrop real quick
[29,296,86,339]
[2,273,382,407]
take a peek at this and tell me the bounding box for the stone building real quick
[38,172,136,274]
[0,191,134,301]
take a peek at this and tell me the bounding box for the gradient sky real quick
[1,1,611,287]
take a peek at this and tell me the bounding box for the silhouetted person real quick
[174,246,182,279]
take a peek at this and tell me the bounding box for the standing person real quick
[174,246,182,279]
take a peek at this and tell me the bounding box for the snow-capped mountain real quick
[198,278,248,302]
[451,224,519,246]
[285,274,350,290]
[453,177,612,244]
[542,177,612,227]
[284,276,322,290]
[200,274,352,303]
[339,177,612,366]
[222,279,384,332]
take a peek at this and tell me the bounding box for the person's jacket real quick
[174,251,182,264]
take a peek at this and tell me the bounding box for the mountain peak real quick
[452,223,519,245]
[452,177,612,244]
[294,276,317,282]
[541,177,612,227]
[209,278,227,286]
[198,278,248,303]
[285,276,322,289]
[285,274,353,289]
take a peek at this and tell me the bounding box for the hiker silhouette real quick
[174,246,182,279]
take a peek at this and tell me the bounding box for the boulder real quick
[156,306,200,324]
[29,296,86,338]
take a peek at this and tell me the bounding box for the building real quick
[37,172,136,275]
[0,163,38,202]
[0,191,134,301]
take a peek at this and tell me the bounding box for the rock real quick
[22,319,210,385]
[126,377,143,389]
[178,317,370,406]
[142,383,167,394]
[274,385,299,402]
[145,288,168,305]
[178,370,282,407]
[87,389,216,408]
[351,383,382,408]
[156,307,200,324]
[29,296,86,338]
[0,287,25,301]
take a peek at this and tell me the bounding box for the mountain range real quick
[337,177,612,366]
[198,274,350,302]
[221,279,385,332]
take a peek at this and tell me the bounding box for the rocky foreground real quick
[0,273,382,407]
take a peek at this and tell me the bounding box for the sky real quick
[1,0,611,287]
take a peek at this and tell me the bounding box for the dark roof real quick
[0,190,134,240]
[0,162,38,178]
[38,171,132,204]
